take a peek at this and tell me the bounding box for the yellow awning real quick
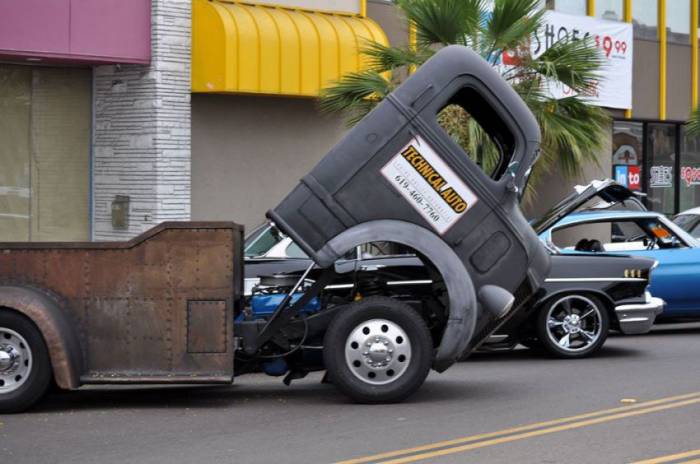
[192,0,389,97]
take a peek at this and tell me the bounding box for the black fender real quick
[316,219,476,372]
[535,287,616,318]
[0,286,83,389]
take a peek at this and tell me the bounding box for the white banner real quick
[504,11,633,109]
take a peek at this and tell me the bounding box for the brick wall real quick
[92,0,191,240]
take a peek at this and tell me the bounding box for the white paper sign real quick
[381,135,478,234]
[503,11,633,109]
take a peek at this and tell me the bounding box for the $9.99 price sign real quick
[530,11,633,109]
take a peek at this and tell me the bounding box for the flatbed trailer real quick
[0,46,549,412]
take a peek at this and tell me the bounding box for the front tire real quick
[0,310,52,413]
[323,296,433,403]
[536,294,609,359]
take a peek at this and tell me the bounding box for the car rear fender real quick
[0,286,82,390]
[315,219,477,373]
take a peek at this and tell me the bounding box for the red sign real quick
[627,166,641,191]
[681,166,700,187]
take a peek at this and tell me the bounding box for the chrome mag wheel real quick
[344,318,412,385]
[545,295,604,353]
[0,327,33,394]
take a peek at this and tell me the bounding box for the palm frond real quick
[362,41,433,73]
[533,96,610,178]
[319,71,394,126]
[483,0,543,58]
[397,0,484,46]
[529,37,604,94]
[687,108,700,136]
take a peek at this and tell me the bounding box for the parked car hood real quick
[531,179,645,234]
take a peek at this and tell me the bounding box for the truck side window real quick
[435,86,515,181]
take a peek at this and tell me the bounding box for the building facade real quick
[1,0,699,241]
[531,0,700,219]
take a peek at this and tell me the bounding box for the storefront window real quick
[546,0,587,16]
[612,121,643,191]
[667,0,690,43]
[632,0,658,40]
[596,0,623,21]
[680,126,700,212]
[0,65,91,241]
[647,123,677,215]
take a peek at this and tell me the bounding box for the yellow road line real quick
[631,449,700,464]
[679,459,700,464]
[378,398,700,464]
[336,391,700,464]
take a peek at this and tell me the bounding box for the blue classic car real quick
[535,180,700,320]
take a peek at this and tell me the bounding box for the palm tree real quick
[688,108,700,136]
[320,0,610,194]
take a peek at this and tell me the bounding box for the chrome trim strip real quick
[386,280,433,286]
[324,280,433,290]
[545,277,647,283]
[324,283,355,290]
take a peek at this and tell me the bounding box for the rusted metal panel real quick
[187,300,227,353]
[0,222,243,384]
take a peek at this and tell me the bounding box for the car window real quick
[638,218,686,249]
[552,221,616,251]
[553,219,686,252]
[285,241,308,259]
[673,214,700,235]
[244,225,283,257]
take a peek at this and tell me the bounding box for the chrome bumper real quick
[615,293,665,335]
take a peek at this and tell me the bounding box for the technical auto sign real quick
[381,135,478,234]
[528,11,633,109]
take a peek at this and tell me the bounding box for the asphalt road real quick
[2,323,700,464]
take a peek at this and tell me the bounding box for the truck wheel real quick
[0,311,52,413]
[536,294,609,359]
[323,296,432,403]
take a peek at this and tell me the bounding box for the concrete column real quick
[92,0,191,240]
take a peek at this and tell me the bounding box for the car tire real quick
[323,296,433,403]
[536,294,610,359]
[0,310,52,413]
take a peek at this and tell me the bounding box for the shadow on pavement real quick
[25,370,493,414]
[466,344,642,362]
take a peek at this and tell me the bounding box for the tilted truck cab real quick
[269,45,550,371]
[0,46,548,412]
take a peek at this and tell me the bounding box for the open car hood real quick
[531,179,645,234]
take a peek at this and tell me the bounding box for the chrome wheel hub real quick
[345,319,411,385]
[546,296,602,353]
[562,314,582,334]
[0,328,32,393]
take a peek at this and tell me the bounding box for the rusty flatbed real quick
[0,222,243,393]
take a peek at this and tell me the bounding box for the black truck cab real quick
[269,45,550,373]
